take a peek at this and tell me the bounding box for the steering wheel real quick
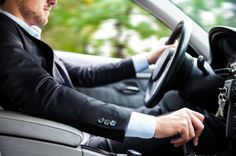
[144,20,192,108]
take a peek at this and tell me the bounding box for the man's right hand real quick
[154,108,205,147]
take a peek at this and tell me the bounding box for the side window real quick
[171,0,236,32]
[42,0,171,58]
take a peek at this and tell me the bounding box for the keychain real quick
[215,87,227,118]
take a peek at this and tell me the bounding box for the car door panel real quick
[78,75,149,109]
[56,51,151,109]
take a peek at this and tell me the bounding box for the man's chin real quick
[42,20,48,26]
[38,18,48,26]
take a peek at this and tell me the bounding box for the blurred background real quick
[42,0,236,58]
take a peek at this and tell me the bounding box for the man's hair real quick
[0,0,6,5]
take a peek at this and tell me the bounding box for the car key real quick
[215,87,227,118]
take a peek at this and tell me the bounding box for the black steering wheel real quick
[145,20,192,108]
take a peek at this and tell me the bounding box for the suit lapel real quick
[54,54,74,88]
[18,26,74,88]
[3,14,74,88]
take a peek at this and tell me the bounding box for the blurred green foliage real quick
[42,0,170,57]
[172,0,236,31]
[42,0,235,58]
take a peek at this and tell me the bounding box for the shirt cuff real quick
[132,53,149,73]
[125,112,156,139]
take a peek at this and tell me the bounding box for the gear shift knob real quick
[197,55,209,76]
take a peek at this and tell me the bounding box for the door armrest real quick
[0,110,83,147]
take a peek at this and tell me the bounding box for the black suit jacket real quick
[0,13,136,141]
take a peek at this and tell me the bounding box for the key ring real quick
[218,94,227,101]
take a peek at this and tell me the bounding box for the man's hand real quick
[154,108,205,147]
[146,38,178,64]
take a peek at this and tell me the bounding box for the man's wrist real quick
[132,53,149,73]
[125,112,156,139]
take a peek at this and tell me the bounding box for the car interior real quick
[0,0,235,156]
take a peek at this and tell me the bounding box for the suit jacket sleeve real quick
[0,25,133,142]
[62,58,136,87]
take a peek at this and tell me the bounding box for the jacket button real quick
[110,120,116,127]
[98,117,104,124]
[104,119,110,125]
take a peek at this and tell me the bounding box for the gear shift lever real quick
[183,143,196,156]
[197,55,209,76]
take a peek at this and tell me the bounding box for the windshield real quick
[171,0,236,32]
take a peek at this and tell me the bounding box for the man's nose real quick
[48,0,57,7]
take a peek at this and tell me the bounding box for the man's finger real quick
[193,137,199,146]
[170,116,194,146]
[191,112,204,138]
[190,113,204,146]
[190,110,205,122]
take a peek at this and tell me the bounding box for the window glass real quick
[42,0,170,58]
[171,0,236,32]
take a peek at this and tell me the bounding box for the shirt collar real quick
[0,10,42,39]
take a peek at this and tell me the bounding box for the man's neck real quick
[0,9,42,39]
[1,2,28,25]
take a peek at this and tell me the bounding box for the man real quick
[0,0,205,155]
